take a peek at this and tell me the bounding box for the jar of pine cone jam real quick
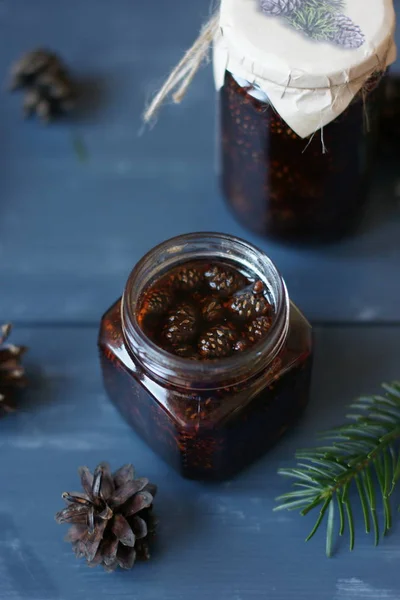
[99,233,313,481]
[220,71,383,244]
[212,0,396,244]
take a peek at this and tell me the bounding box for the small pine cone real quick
[55,462,157,571]
[245,316,272,344]
[260,0,303,16]
[204,265,246,298]
[201,297,224,323]
[173,267,203,292]
[141,288,173,317]
[0,324,28,417]
[329,13,365,49]
[9,48,75,122]
[163,303,197,345]
[226,283,272,321]
[198,325,237,359]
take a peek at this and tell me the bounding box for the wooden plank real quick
[0,325,399,599]
[0,1,400,324]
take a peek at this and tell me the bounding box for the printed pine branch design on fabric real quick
[260,0,365,49]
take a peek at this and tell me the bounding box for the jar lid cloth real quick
[213,0,396,137]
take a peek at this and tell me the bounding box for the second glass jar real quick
[220,72,382,244]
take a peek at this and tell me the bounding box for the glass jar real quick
[98,233,313,480]
[220,71,383,244]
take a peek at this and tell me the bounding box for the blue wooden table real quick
[1,2,400,599]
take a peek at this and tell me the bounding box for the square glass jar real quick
[99,233,313,480]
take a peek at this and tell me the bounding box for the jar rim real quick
[121,232,290,390]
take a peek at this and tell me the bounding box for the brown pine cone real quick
[204,265,246,297]
[201,297,224,323]
[226,281,272,321]
[198,325,237,359]
[163,303,197,345]
[0,324,28,416]
[173,267,203,292]
[55,462,157,572]
[141,288,173,317]
[9,48,75,122]
[245,316,272,344]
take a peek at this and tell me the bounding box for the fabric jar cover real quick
[213,0,397,138]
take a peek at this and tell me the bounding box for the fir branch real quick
[275,381,400,556]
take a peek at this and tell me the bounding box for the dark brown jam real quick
[137,260,274,361]
[220,71,382,244]
[99,237,313,481]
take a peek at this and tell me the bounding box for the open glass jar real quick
[99,233,313,481]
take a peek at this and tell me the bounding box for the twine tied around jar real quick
[143,2,392,144]
[143,12,220,123]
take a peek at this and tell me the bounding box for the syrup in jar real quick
[99,233,313,480]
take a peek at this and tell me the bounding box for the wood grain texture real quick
[1,1,400,598]
[0,0,400,323]
[0,326,399,600]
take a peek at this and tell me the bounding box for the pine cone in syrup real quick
[163,303,198,345]
[201,297,224,323]
[198,325,237,359]
[204,265,246,297]
[173,267,203,292]
[141,288,173,317]
[245,316,272,344]
[226,281,272,321]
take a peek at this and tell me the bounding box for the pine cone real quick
[55,463,157,572]
[0,324,28,416]
[204,265,246,297]
[163,303,197,345]
[198,325,237,359]
[173,267,203,292]
[329,13,365,49]
[9,48,75,122]
[226,282,271,321]
[245,316,272,344]
[201,297,224,323]
[142,288,173,317]
[260,0,303,16]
